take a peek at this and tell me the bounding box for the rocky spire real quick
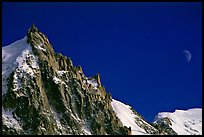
[26,24,58,70]
[29,23,39,33]
[27,24,39,44]
[92,73,101,85]
[26,24,55,53]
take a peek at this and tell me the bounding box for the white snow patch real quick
[153,108,202,135]
[87,79,98,87]
[82,80,86,84]
[82,121,91,135]
[2,108,22,130]
[50,108,63,131]
[57,70,67,77]
[70,113,81,122]
[53,74,68,85]
[53,76,62,84]
[36,45,46,52]
[78,70,82,73]
[111,99,149,135]
[14,47,39,77]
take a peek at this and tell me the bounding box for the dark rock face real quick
[2,25,130,135]
[151,117,178,135]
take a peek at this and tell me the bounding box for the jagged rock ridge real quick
[2,25,133,135]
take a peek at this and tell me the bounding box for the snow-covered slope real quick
[153,108,202,135]
[2,36,39,96]
[2,37,30,95]
[111,99,158,135]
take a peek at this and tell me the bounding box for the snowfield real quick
[2,36,30,95]
[2,36,39,96]
[153,108,202,135]
[2,108,22,131]
[111,99,151,135]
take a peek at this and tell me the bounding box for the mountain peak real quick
[2,26,132,135]
[153,108,202,135]
[27,24,40,44]
[26,24,55,58]
[28,23,39,34]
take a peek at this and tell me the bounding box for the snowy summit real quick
[153,108,202,135]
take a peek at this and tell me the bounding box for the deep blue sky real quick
[2,2,202,122]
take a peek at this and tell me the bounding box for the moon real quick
[183,49,191,62]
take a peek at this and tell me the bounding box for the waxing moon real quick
[183,49,191,62]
